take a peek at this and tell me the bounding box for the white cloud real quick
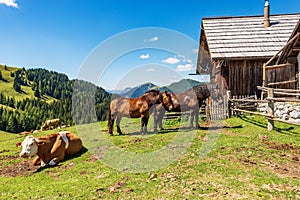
[146,68,156,72]
[161,57,180,65]
[144,36,159,42]
[140,54,150,59]
[177,55,192,63]
[192,48,199,54]
[176,63,195,72]
[0,0,18,8]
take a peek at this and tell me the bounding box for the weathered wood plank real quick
[267,79,297,86]
[265,63,293,70]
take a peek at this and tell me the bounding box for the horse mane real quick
[144,90,160,95]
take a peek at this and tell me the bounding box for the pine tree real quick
[34,89,41,98]
[6,113,18,133]
[13,78,21,92]
[0,70,2,81]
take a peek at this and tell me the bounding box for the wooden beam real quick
[266,97,300,103]
[265,32,300,66]
[257,86,300,93]
[265,63,293,70]
[229,99,268,103]
[267,79,297,86]
[232,108,272,117]
[292,48,300,52]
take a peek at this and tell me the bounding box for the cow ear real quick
[16,142,22,148]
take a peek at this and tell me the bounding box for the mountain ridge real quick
[109,79,206,97]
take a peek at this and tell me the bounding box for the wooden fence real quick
[228,87,300,131]
[207,97,227,121]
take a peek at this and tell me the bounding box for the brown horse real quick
[108,90,173,136]
[153,84,211,131]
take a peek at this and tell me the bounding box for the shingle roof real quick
[202,13,300,59]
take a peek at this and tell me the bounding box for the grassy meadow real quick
[0,65,56,102]
[0,115,300,199]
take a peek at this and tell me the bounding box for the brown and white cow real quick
[17,131,82,167]
[41,118,61,130]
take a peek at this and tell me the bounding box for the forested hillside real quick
[0,65,111,133]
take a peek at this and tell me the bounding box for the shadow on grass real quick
[113,123,244,136]
[238,115,299,135]
[34,146,88,173]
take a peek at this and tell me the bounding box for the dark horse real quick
[153,84,210,131]
[108,90,173,136]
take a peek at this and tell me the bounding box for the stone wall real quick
[258,102,300,123]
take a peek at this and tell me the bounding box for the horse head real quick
[160,91,173,112]
[144,90,161,105]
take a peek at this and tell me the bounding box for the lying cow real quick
[17,131,82,167]
[41,118,61,130]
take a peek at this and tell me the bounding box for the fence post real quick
[226,90,231,118]
[267,88,274,131]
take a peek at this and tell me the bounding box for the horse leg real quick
[158,109,166,131]
[195,109,200,129]
[108,115,115,136]
[141,115,149,135]
[153,107,158,133]
[144,116,149,134]
[190,109,195,129]
[116,116,123,135]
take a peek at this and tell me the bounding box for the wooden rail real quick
[265,63,293,70]
[267,80,297,87]
[229,87,300,131]
[232,108,272,118]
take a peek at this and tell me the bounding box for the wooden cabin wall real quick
[210,61,228,96]
[226,60,266,96]
[266,62,296,90]
[211,59,298,98]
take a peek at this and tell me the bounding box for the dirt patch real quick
[0,156,39,177]
[0,155,78,177]
[261,135,299,152]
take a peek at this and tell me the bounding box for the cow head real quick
[17,136,40,158]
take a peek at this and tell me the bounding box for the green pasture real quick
[0,65,56,102]
[0,115,300,199]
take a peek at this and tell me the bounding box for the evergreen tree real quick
[6,113,18,133]
[4,65,7,70]
[34,89,41,98]
[0,70,2,81]
[13,78,21,92]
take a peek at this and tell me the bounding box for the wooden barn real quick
[196,2,300,97]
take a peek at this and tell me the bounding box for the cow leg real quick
[48,156,64,166]
[32,156,41,166]
[48,137,66,166]
[116,116,123,135]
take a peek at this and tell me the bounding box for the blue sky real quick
[0,0,299,90]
